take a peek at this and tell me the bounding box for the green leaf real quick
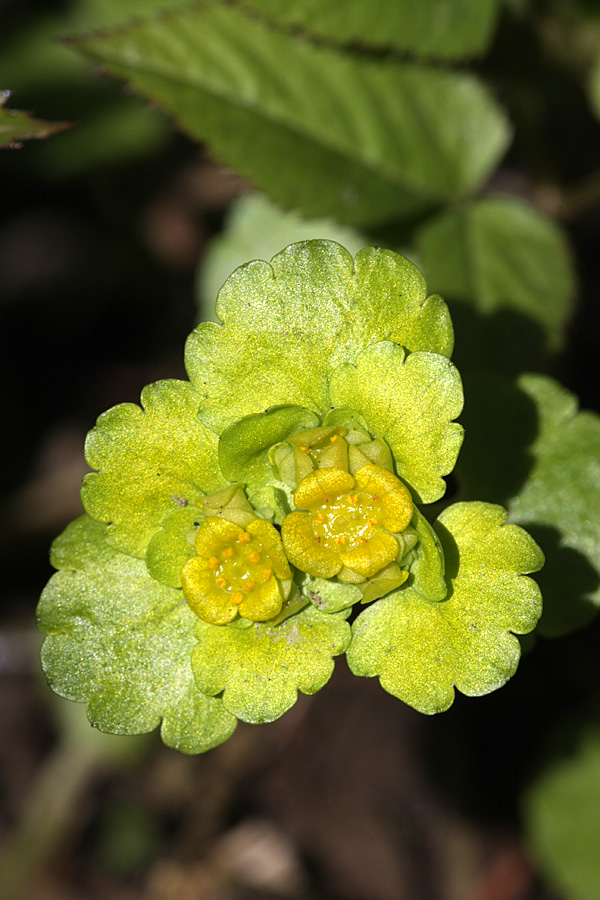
[525,728,600,900]
[187,241,454,432]
[37,516,237,754]
[458,372,600,637]
[417,196,576,353]
[71,2,510,227]
[0,92,70,147]
[347,502,543,714]
[303,577,363,613]
[198,192,368,322]
[329,342,464,503]
[408,508,447,602]
[192,605,351,723]
[219,405,320,488]
[238,0,500,58]
[82,380,225,558]
[146,506,204,588]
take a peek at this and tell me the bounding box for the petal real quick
[339,529,399,578]
[239,576,284,621]
[180,557,236,625]
[247,518,291,579]
[194,516,242,555]
[293,467,355,510]
[281,511,342,578]
[354,463,413,531]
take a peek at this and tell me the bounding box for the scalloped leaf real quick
[198,192,367,322]
[303,577,362,613]
[192,605,351,723]
[238,0,499,59]
[329,342,464,503]
[37,516,237,754]
[219,405,319,488]
[71,3,510,227]
[525,727,600,900]
[187,242,454,432]
[0,92,70,147]
[457,372,600,637]
[347,502,543,714]
[408,507,447,602]
[417,196,575,353]
[82,380,225,558]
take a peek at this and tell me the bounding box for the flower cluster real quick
[37,242,544,754]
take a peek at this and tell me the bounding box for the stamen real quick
[315,536,321,542]
[330,434,338,443]
[222,547,235,559]
[238,532,251,543]
[248,550,261,563]
[323,495,330,503]
[216,577,227,588]
[372,495,379,501]
[207,556,219,570]
[336,536,346,545]
[360,537,368,544]
[349,495,357,505]
[368,518,377,527]
[242,579,255,592]
[299,445,310,453]
[262,567,272,581]
[315,513,324,523]
[231,591,244,605]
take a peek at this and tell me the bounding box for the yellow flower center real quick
[208,531,274,604]
[311,490,383,550]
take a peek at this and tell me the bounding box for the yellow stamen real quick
[248,550,261,563]
[360,537,368,544]
[315,513,324,523]
[222,547,235,559]
[262,567,272,581]
[323,495,330,503]
[242,579,255,592]
[349,495,357,505]
[231,591,244,605]
[207,556,219,570]
[336,535,346,545]
[299,445,310,453]
[368,518,377,527]
[330,434,338,443]
[372,495,379,501]
[216,577,227,588]
[238,532,251,543]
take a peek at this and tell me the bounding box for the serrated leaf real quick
[417,196,575,353]
[329,342,464,503]
[239,0,500,58]
[186,241,454,432]
[82,380,225,558]
[219,405,320,488]
[198,192,368,321]
[192,605,351,723]
[525,728,600,900]
[0,92,70,147]
[37,516,237,754]
[347,502,543,714]
[458,372,600,637]
[71,2,510,227]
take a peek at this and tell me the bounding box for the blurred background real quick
[2,1,600,898]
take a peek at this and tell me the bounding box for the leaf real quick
[408,507,447,602]
[37,516,237,754]
[186,241,454,432]
[329,342,464,503]
[198,192,368,322]
[525,728,600,900]
[82,380,225,558]
[303,577,363,613]
[238,0,500,58]
[219,405,320,488]
[458,372,600,637]
[347,502,543,714]
[0,92,70,148]
[417,196,576,353]
[192,604,351,723]
[71,2,511,227]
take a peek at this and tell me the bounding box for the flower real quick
[181,516,291,625]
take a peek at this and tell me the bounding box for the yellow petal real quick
[281,511,341,578]
[239,575,283,622]
[293,467,355,510]
[339,529,399,578]
[180,557,236,625]
[354,464,413,532]
[194,516,242,555]
[247,517,291,579]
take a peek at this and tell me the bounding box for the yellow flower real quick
[281,463,414,581]
[181,516,291,625]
